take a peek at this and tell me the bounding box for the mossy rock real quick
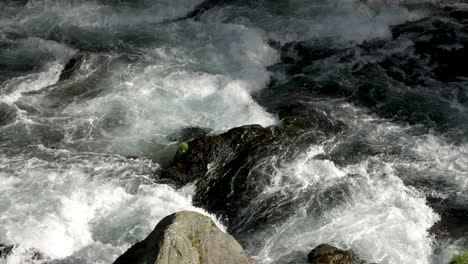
[159,123,319,229]
[160,125,276,219]
[174,141,190,160]
[450,252,468,264]
[162,124,275,185]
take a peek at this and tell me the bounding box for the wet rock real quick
[427,195,468,241]
[113,211,254,264]
[307,244,363,264]
[162,124,275,185]
[58,53,86,82]
[0,102,17,126]
[0,244,14,258]
[160,123,321,232]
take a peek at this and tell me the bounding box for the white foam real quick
[0,61,65,104]
[60,22,278,155]
[0,152,219,263]
[409,135,468,191]
[254,154,439,264]
[204,0,424,44]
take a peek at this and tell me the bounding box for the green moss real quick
[450,252,468,264]
[189,233,201,250]
[175,142,190,159]
[188,232,203,263]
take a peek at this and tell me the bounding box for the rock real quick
[161,125,276,217]
[0,244,14,258]
[307,244,363,264]
[58,53,86,82]
[160,124,320,231]
[113,211,254,264]
[162,124,275,185]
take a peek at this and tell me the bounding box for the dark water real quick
[0,1,467,263]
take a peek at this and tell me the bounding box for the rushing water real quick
[0,0,467,263]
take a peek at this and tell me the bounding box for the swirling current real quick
[0,0,467,263]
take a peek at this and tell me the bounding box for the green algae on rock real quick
[450,252,468,264]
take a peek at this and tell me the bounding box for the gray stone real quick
[113,211,254,264]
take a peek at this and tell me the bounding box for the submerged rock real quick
[307,244,363,264]
[113,211,254,264]
[0,102,17,126]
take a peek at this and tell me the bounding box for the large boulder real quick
[113,211,254,264]
[159,123,319,231]
[307,244,364,264]
[162,124,275,185]
[161,125,276,222]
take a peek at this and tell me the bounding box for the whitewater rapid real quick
[0,0,467,264]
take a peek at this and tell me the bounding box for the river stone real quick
[113,211,254,264]
[307,244,363,264]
